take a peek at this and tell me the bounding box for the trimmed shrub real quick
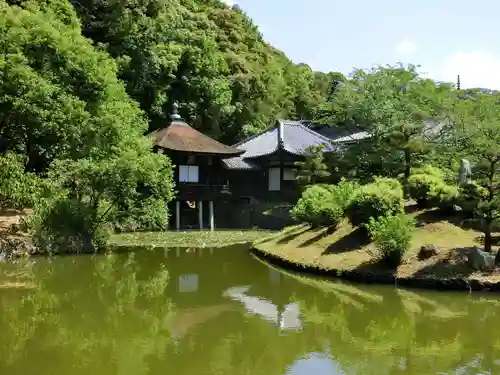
[457,182,489,217]
[290,185,343,228]
[331,178,360,212]
[411,165,445,179]
[366,213,416,267]
[429,184,459,211]
[407,166,459,209]
[346,177,404,227]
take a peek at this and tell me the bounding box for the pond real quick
[1,244,500,375]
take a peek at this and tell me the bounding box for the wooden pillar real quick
[209,201,214,231]
[198,201,203,230]
[175,201,180,231]
[279,151,284,192]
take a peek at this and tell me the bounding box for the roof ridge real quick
[230,124,276,147]
[291,122,334,143]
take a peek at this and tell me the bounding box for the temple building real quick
[149,103,244,230]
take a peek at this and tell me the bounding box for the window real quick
[283,168,296,181]
[179,165,199,183]
[178,274,199,293]
[268,167,281,191]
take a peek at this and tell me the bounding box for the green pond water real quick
[1,244,500,375]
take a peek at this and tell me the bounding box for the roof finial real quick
[171,101,182,121]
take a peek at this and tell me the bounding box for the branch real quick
[92,202,115,232]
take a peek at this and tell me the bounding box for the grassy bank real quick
[0,209,273,250]
[253,208,500,287]
[110,229,274,248]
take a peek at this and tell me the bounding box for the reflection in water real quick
[287,353,342,375]
[1,245,500,374]
[223,285,302,331]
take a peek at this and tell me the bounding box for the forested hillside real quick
[18,0,341,143]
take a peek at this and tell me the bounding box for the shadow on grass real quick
[321,227,371,255]
[298,226,337,248]
[411,247,476,279]
[405,203,422,214]
[354,247,476,279]
[276,226,312,244]
[0,208,24,217]
[414,209,481,231]
[354,258,397,275]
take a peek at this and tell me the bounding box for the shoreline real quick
[250,245,500,293]
[1,230,274,260]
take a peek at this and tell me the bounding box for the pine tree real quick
[295,145,331,185]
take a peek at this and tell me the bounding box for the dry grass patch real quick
[0,209,29,233]
[255,208,500,283]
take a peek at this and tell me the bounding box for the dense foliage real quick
[290,185,343,228]
[0,1,153,171]
[0,0,175,252]
[451,93,500,252]
[407,165,458,209]
[346,178,404,228]
[29,152,173,253]
[291,180,359,228]
[60,0,335,142]
[315,64,455,183]
[0,153,41,209]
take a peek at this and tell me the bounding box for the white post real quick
[175,201,180,231]
[209,201,214,232]
[198,201,203,230]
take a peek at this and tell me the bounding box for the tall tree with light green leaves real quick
[316,64,455,183]
[0,0,174,251]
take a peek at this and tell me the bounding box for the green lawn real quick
[109,229,274,248]
[254,207,500,283]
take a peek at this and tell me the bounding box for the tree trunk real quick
[404,148,411,182]
[484,160,497,253]
[484,219,493,253]
[403,148,411,198]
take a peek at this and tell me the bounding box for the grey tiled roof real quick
[222,118,448,170]
[222,120,339,170]
[222,157,259,170]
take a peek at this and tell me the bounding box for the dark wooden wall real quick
[224,150,303,203]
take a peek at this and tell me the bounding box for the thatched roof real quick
[149,103,244,156]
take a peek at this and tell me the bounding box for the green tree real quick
[316,64,454,183]
[453,93,500,253]
[29,150,174,254]
[0,1,152,170]
[295,145,331,185]
[0,1,175,248]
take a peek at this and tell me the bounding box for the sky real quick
[222,0,500,89]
